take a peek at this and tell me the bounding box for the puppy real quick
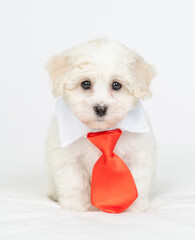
[45,38,156,212]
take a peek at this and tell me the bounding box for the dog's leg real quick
[55,159,96,211]
[47,146,96,212]
[127,160,154,212]
[126,151,155,212]
[125,134,156,212]
[45,116,96,211]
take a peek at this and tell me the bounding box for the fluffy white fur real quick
[45,38,156,212]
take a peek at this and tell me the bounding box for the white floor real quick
[0,145,195,240]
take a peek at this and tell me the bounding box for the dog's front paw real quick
[127,198,150,213]
[59,198,97,212]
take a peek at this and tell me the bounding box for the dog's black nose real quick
[94,105,108,117]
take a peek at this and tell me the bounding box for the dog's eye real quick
[81,80,91,90]
[112,81,122,90]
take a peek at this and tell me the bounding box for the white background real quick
[1,0,195,150]
[0,0,195,239]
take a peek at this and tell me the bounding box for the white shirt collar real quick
[56,96,151,148]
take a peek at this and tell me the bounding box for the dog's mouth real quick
[82,117,111,130]
[80,113,118,130]
[97,117,105,122]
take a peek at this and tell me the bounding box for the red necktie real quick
[87,128,138,213]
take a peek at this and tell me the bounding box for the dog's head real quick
[46,38,155,130]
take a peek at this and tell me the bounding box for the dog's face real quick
[46,39,155,129]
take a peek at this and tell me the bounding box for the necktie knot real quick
[87,129,122,156]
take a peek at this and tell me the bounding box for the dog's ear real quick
[130,53,156,99]
[45,52,70,97]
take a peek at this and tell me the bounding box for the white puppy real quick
[45,38,156,212]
